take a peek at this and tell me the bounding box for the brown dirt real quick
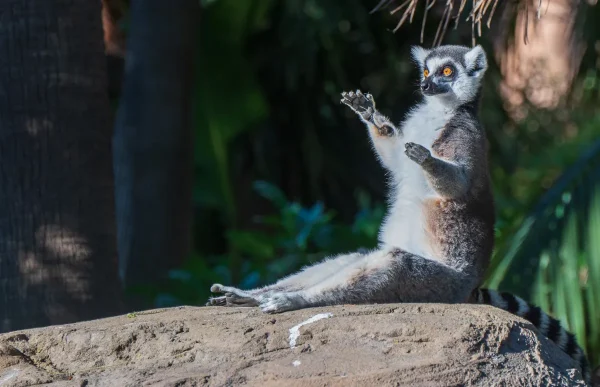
[0,304,586,386]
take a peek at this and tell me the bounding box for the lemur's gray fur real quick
[207,45,590,384]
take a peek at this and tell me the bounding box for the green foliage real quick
[154,181,383,306]
[487,137,600,365]
[483,67,600,365]
[193,0,270,216]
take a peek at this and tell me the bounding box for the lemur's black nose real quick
[421,82,431,92]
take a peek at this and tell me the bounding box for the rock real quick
[0,304,586,386]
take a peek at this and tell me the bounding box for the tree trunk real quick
[0,0,123,331]
[113,0,198,307]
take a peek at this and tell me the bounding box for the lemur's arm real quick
[210,248,473,313]
[341,90,400,171]
[404,142,470,198]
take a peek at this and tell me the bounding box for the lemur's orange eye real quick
[423,69,429,77]
[443,67,453,76]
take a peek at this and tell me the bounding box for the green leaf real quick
[253,180,288,209]
[226,230,275,260]
[487,138,600,366]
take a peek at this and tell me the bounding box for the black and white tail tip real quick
[474,288,590,385]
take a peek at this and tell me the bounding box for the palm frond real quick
[373,0,561,46]
[486,138,600,365]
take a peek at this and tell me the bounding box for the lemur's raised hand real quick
[207,45,590,384]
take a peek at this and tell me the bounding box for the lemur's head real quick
[411,44,487,105]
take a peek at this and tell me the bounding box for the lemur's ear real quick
[410,46,429,66]
[464,45,487,78]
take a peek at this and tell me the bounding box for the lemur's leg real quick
[207,252,365,307]
[256,252,365,293]
[258,248,472,314]
[341,90,400,170]
[404,142,469,198]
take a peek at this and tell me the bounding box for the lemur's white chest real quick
[380,100,453,259]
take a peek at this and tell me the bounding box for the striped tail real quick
[473,288,590,385]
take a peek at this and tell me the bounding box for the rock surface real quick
[0,304,586,386]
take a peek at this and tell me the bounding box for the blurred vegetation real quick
[115,0,600,368]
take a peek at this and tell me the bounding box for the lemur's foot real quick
[259,292,305,314]
[405,142,432,165]
[207,283,260,307]
[341,90,375,121]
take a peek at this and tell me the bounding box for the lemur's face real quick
[411,45,488,104]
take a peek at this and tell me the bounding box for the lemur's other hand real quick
[405,142,432,165]
[341,90,375,121]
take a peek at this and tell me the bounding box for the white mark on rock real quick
[0,368,20,385]
[292,360,301,367]
[289,313,333,348]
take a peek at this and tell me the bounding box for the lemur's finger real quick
[224,287,253,297]
[227,295,259,306]
[342,98,357,109]
[213,297,227,306]
[206,296,227,306]
[210,284,252,297]
[260,300,279,314]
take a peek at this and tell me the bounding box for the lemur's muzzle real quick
[421,79,450,96]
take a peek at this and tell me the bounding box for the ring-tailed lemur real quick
[207,45,590,384]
